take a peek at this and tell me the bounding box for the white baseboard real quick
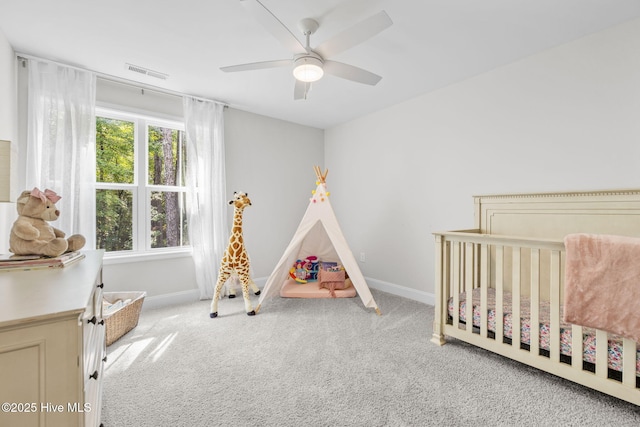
[253,276,434,306]
[253,277,267,288]
[364,277,434,306]
[143,279,269,311]
[143,289,200,311]
[142,277,434,311]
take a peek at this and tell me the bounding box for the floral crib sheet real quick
[447,288,640,375]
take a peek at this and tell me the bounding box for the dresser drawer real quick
[92,274,104,317]
[84,353,104,427]
[83,318,105,379]
[82,280,106,385]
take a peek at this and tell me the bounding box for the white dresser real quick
[0,250,105,427]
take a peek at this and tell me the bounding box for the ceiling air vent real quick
[125,63,168,80]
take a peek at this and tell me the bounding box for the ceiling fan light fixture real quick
[293,56,324,82]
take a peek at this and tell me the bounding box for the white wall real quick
[224,108,324,278]
[0,28,16,253]
[325,18,640,303]
[96,83,324,300]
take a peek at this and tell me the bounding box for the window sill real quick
[103,248,193,265]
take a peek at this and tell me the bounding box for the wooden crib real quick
[431,189,640,406]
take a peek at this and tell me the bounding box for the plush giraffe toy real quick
[210,191,261,318]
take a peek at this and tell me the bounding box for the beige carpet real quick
[101,289,640,426]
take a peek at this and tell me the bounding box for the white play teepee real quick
[256,166,380,315]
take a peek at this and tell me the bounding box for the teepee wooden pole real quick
[314,165,328,183]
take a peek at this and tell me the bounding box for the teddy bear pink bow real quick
[31,187,62,204]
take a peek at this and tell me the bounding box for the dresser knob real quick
[89,370,99,380]
[88,316,97,325]
[98,319,105,326]
[97,283,104,289]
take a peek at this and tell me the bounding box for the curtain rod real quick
[17,53,229,108]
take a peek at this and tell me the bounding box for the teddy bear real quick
[9,188,86,257]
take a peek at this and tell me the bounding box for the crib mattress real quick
[448,288,640,375]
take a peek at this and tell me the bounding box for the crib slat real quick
[495,246,504,343]
[480,244,488,338]
[595,329,608,378]
[465,242,474,334]
[443,240,451,318]
[622,338,636,387]
[549,250,561,363]
[530,249,540,356]
[571,324,583,370]
[512,247,521,350]
[452,242,460,329]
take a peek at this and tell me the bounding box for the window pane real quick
[148,126,186,186]
[96,189,134,251]
[150,191,189,249]
[96,117,135,184]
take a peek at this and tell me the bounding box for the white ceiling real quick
[2,0,640,129]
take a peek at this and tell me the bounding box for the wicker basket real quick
[103,291,146,346]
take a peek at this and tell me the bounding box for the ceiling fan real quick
[221,0,393,100]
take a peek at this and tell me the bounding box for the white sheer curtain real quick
[26,59,96,248]
[183,97,227,299]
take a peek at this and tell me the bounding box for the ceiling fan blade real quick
[294,79,309,100]
[241,0,307,54]
[323,60,382,86]
[220,59,291,73]
[315,10,392,58]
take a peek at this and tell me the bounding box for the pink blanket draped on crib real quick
[563,233,640,342]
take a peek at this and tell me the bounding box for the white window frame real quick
[96,107,191,262]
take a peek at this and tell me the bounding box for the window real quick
[95,108,189,255]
